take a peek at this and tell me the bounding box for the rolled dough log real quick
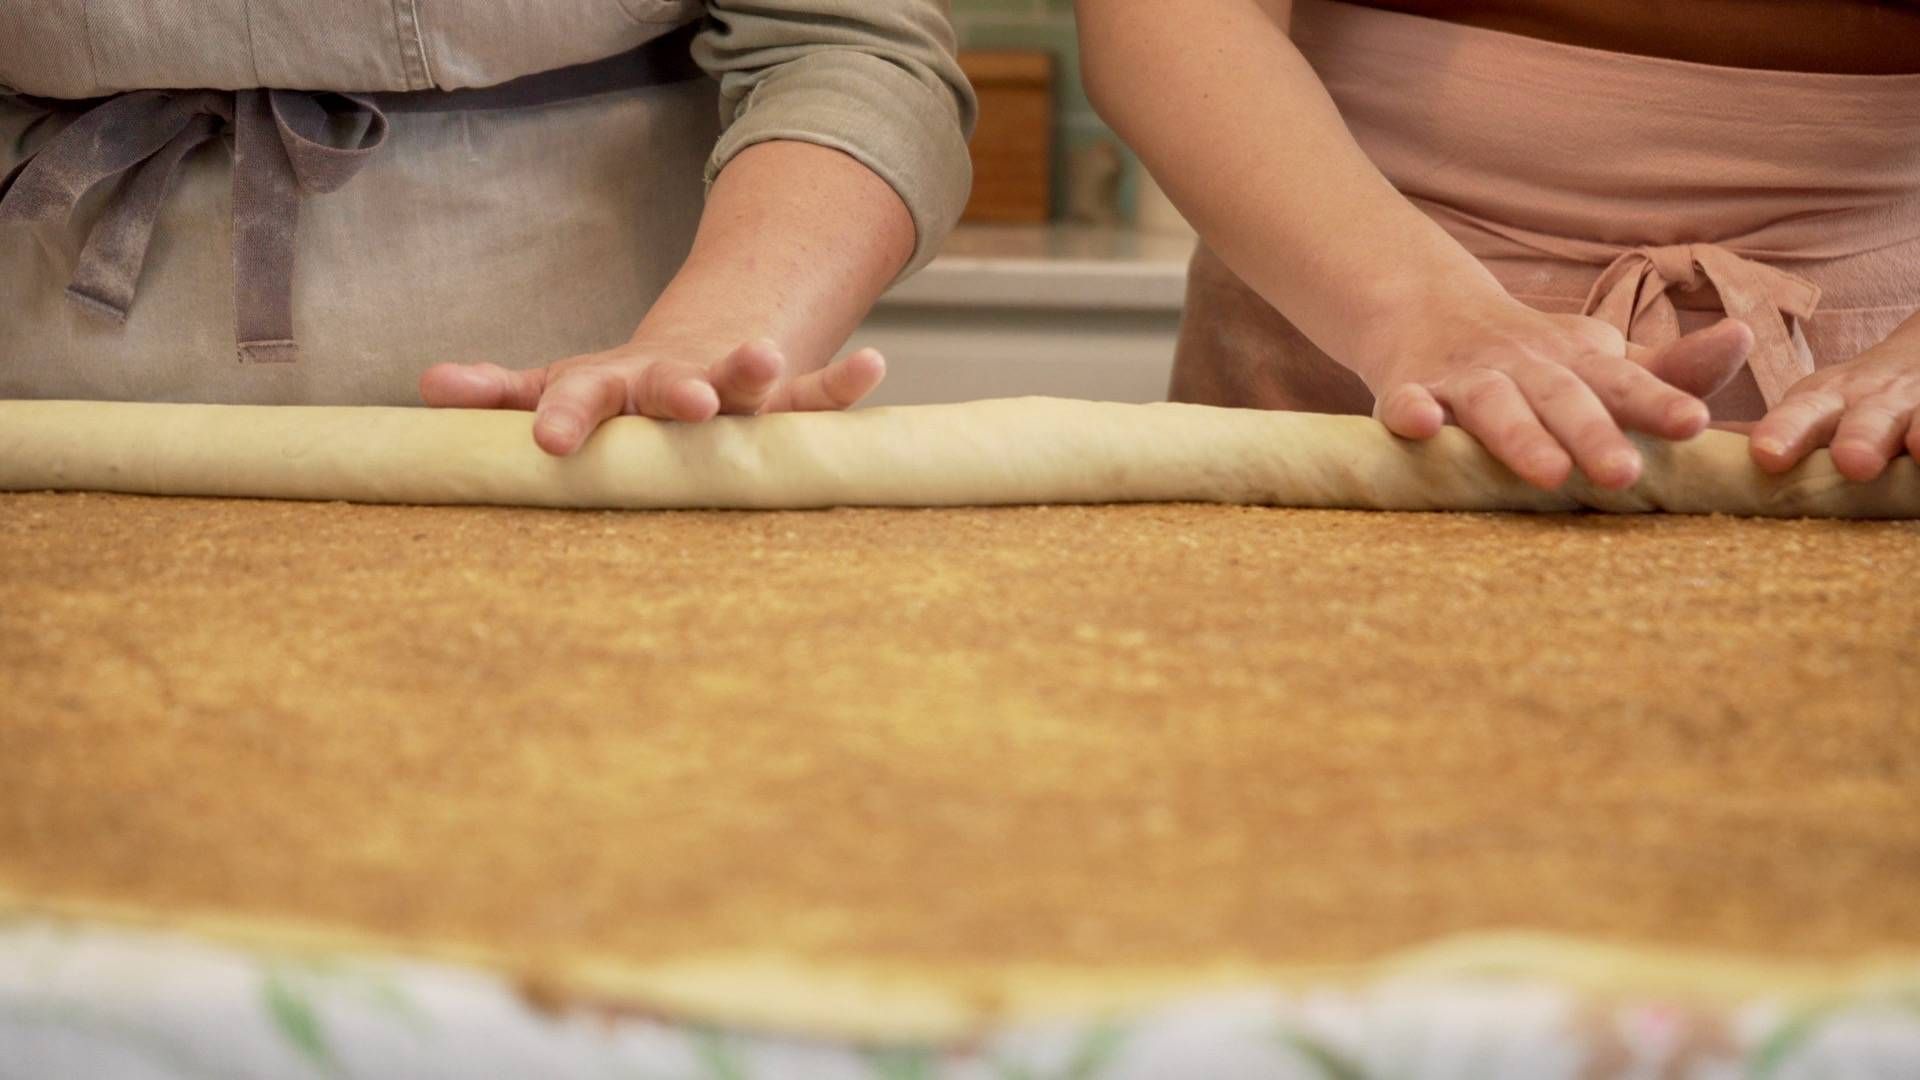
[1,397,1915,517]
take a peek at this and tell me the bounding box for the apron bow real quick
[1583,242,1823,407]
[0,88,388,363]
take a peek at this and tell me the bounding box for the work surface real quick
[3,492,1919,1034]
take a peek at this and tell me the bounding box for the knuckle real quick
[1455,371,1511,411]
[1851,397,1898,422]
[1496,420,1549,452]
[1491,348,1546,376]
[543,370,590,403]
[548,350,612,378]
[1385,382,1424,409]
[1461,385,1505,413]
[1779,392,1834,418]
[1791,374,1838,400]
[1876,378,1920,404]
[1557,346,1609,374]
[580,369,631,413]
[828,375,861,408]
[1574,420,1624,453]
[1529,365,1586,401]
[635,361,678,402]
[821,376,854,408]
[1600,366,1653,404]
[1564,315,1626,352]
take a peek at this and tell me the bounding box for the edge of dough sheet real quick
[4,888,1918,1042]
[2,397,1916,517]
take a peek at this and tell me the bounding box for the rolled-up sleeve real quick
[695,0,978,276]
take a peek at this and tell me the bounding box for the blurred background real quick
[857,0,1196,408]
[952,0,1135,224]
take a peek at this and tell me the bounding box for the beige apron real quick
[0,0,974,406]
[1173,0,1920,423]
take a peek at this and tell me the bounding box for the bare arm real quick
[1077,0,1749,490]
[424,0,974,456]
[420,140,911,455]
[1079,0,1493,375]
[638,140,913,384]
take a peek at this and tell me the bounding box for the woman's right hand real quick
[1362,299,1755,491]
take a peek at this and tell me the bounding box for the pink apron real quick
[1173,0,1920,421]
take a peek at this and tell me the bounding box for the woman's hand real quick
[418,333,886,456]
[1748,328,1920,482]
[416,140,914,456]
[1078,0,1763,493]
[1365,298,1754,491]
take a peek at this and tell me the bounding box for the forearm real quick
[1077,0,1502,382]
[634,139,914,370]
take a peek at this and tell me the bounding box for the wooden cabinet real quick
[959,50,1056,224]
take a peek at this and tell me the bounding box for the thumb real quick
[1628,318,1753,400]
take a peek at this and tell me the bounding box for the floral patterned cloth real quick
[3,919,1918,1079]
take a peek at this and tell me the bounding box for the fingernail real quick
[1605,450,1639,479]
[1752,437,1785,457]
[538,415,578,443]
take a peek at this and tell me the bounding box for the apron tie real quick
[0,24,704,369]
[0,88,387,364]
[1582,243,1823,407]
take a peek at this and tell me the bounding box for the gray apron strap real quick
[0,22,703,366]
[0,92,230,322]
[230,89,389,364]
[373,25,704,114]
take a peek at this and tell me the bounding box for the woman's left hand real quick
[414,140,916,456]
[1749,332,1920,482]
[418,333,886,456]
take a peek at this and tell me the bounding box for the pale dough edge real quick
[3,887,1916,1043]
